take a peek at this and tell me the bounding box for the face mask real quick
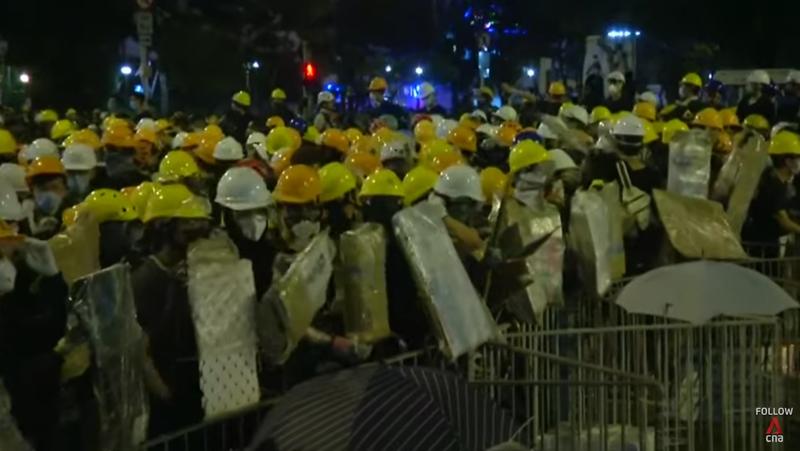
[514,187,543,208]
[369,93,383,107]
[445,198,481,226]
[0,258,16,295]
[105,151,137,178]
[678,85,688,99]
[34,191,64,216]
[607,83,621,96]
[234,210,268,241]
[516,170,548,191]
[789,158,800,175]
[67,172,92,197]
[288,220,320,252]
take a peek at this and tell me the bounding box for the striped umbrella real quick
[247,365,520,451]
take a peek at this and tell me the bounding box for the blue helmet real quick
[288,117,308,134]
[514,130,543,144]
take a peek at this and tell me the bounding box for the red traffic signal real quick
[303,62,317,80]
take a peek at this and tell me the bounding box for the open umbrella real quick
[615,261,799,324]
[246,365,520,451]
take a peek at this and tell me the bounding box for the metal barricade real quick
[505,310,781,451]
[140,399,277,451]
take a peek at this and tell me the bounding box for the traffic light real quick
[303,62,317,81]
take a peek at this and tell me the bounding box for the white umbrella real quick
[615,261,799,324]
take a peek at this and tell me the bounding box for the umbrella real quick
[247,365,520,451]
[615,261,799,324]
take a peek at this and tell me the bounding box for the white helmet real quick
[493,105,518,122]
[172,131,188,149]
[215,167,272,210]
[786,70,800,84]
[246,132,267,158]
[548,149,577,172]
[537,122,558,140]
[476,124,497,136]
[0,179,23,221]
[612,115,645,137]
[213,137,244,161]
[607,71,626,83]
[61,144,98,171]
[746,69,771,85]
[595,135,617,154]
[437,118,459,138]
[0,163,29,193]
[469,110,488,123]
[136,118,157,133]
[637,91,659,106]
[317,91,335,105]
[24,138,59,162]
[435,165,484,202]
[560,104,589,126]
[379,138,412,163]
[419,82,435,98]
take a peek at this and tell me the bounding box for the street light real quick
[415,66,423,76]
[251,61,260,69]
[120,65,133,76]
[385,65,392,73]
[525,68,535,78]
[19,72,30,84]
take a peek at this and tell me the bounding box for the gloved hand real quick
[23,237,60,276]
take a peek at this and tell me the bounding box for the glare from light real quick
[708,73,713,79]
[607,28,642,39]
[525,68,535,78]
[19,73,30,84]
[385,65,392,73]
[415,66,423,76]
[635,31,641,37]
[120,65,133,76]
[134,84,144,94]
[251,61,260,69]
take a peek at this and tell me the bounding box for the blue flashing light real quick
[134,84,144,94]
[463,7,473,20]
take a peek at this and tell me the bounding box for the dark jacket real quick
[369,101,410,129]
[220,109,252,144]
[737,95,776,125]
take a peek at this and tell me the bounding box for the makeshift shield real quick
[69,264,148,451]
[653,189,746,259]
[598,181,627,279]
[339,223,392,343]
[667,129,712,199]
[187,233,260,418]
[48,208,100,285]
[393,203,500,359]
[570,190,613,297]
[711,132,768,235]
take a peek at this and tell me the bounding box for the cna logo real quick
[764,416,783,443]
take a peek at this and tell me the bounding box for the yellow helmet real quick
[102,125,135,148]
[273,164,321,204]
[0,129,17,155]
[509,140,549,173]
[692,108,723,130]
[447,125,477,153]
[63,129,101,150]
[344,128,363,144]
[590,106,612,124]
[157,150,201,183]
[633,102,657,122]
[428,149,464,174]
[344,152,381,179]
[402,166,439,206]
[680,72,703,88]
[768,131,800,155]
[359,169,404,199]
[271,88,287,100]
[641,120,658,144]
[320,129,350,154]
[155,118,172,132]
[350,135,378,156]
[82,189,138,223]
[548,81,567,96]
[368,77,388,92]
[123,182,156,219]
[26,156,66,180]
[661,119,689,144]
[266,116,285,129]
[715,132,733,154]
[419,139,452,167]
[143,183,210,223]
[232,90,252,107]
[413,120,436,143]
[35,109,59,123]
[303,125,321,143]
[743,114,769,131]
[480,167,508,202]
[266,126,298,155]
[50,119,76,141]
[720,108,741,130]
[318,162,357,203]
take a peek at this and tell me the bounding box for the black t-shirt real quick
[737,95,776,126]
[743,169,790,243]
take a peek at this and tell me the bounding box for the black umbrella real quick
[247,364,521,451]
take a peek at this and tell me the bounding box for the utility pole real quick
[134,0,155,101]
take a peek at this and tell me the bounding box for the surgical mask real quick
[514,187,543,209]
[288,220,320,252]
[678,85,689,99]
[34,191,63,216]
[607,83,621,96]
[0,258,16,295]
[516,170,548,191]
[67,172,92,197]
[234,210,268,241]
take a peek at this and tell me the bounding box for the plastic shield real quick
[598,182,627,279]
[69,264,148,450]
[653,189,746,259]
[570,190,613,297]
[48,209,100,285]
[712,132,768,235]
[667,129,713,199]
[393,204,500,359]
[187,233,260,418]
[494,200,565,322]
[339,223,392,343]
